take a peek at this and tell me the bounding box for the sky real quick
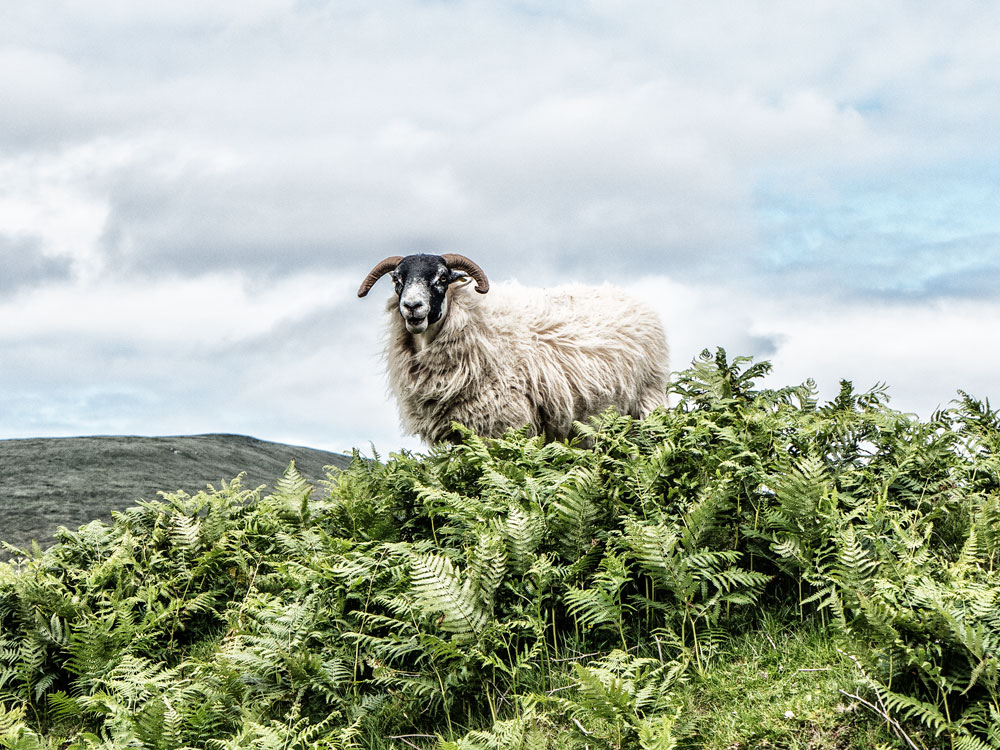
[2,1,999,455]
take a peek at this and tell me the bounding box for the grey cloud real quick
[901,240,1000,299]
[98,165,417,279]
[6,3,765,284]
[0,236,73,293]
[0,308,369,447]
[92,118,758,288]
[746,334,784,359]
[0,44,141,153]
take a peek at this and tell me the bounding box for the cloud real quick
[8,2,998,290]
[0,267,388,452]
[0,236,73,292]
[758,296,1000,417]
[0,268,351,347]
[0,5,892,272]
[629,275,1000,420]
[2,2,999,451]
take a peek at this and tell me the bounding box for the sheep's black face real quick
[391,254,465,334]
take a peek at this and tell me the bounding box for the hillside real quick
[2,351,999,749]
[0,433,351,554]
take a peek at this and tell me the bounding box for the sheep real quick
[358,253,669,444]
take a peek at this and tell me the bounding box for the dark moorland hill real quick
[0,433,351,554]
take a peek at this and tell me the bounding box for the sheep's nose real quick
[402,300,424,312]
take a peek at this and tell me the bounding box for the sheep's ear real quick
[447,269,467,284]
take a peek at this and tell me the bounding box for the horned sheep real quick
[358,253,669,444]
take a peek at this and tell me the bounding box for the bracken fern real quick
[1,349,999,748]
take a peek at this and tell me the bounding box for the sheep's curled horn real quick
[356,254,490,297]
[356,256,402,298]
[440,254,490,294]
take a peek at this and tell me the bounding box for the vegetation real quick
[2,349,999,749]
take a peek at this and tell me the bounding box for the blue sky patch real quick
[755,169,1000,299]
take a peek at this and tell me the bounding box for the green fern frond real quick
[409,552,487,641]
[271,459,311,502]
[831,525,878,592]
[952,734,996,750]
[637,712,680,750]
[497,504,544,575]
[873,682,951,736]
[564,586,619,628]
[168,511,200,554]
[467,533,506,612]
[266,460,315,522]
[572,661,635,722]
[623,520,690,597]
[549,465,603,558]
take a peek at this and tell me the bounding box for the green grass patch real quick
[677,615,914,749]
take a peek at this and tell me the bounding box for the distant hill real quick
[0,434,352,555]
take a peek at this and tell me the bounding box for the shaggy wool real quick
[384,281,669,443]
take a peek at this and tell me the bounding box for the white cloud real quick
[758,297,1000,416]
[630,275,1000,419]
[0,268,378,451]
[0,269,350,347]
[0,146,110,275]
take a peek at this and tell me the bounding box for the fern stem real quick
[431,663,454,739]
[617,617,628,653]
[551,607,560,663]
[689,613,704,675]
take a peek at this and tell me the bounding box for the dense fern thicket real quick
[2,349,1000,749]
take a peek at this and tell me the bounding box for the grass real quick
[677,615,907,749]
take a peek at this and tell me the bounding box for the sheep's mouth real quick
[404,315,429,333]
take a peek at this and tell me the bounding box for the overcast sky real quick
[2,1,999,455]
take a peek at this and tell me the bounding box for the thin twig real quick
[389,735,438,750]
[836,648,925,750]
[488,678,513,707]
[552,651,603,663]
[838,690,923,750]
[389,735,438,740]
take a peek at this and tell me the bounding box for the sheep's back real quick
[476,283,669,434]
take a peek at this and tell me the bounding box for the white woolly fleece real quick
[384,281,669,444]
